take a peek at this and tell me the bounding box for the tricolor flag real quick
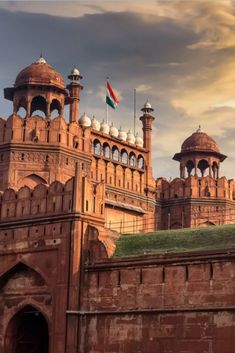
[106,81,119,109]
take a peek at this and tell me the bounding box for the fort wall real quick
[79,249,235,353]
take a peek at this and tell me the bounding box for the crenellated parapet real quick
[0,114,90,151]
[156,176,235,201]
[0,174,105,223]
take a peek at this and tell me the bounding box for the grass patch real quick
[113,224,235,258]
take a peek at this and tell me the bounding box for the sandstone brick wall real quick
[80,251,235,353]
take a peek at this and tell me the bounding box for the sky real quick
[0,0,235,179]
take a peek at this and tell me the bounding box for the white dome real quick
[91,116,100,131]
[79,112,91,127]
[100,120,110,134]
[71,67,80,76]
[109,122,119,138]
[143,99,152,109]
[118,127,127,141]
[127,130,135,144]
[135,133,144,147]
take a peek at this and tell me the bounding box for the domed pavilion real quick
[173,126,227,178]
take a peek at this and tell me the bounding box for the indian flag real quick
[106,81,119,109]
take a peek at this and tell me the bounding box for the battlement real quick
[0,173,105,223]
[0,114,91,152]
[156,176,235,200]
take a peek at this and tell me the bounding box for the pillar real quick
[46,101,51,119]
[26,99,31,118]
[194,159,198,176]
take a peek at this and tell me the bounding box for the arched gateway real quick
[4,305,49,353]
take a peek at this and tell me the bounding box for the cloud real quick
[0,2,235,179]
[135,84,152,93]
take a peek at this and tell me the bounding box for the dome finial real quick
[196,125,202,133]
[35,54,47,64]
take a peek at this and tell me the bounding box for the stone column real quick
[194,159,198,176]
[26,99,31,118]
[46,101,51,119]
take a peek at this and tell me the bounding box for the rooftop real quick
[113,224,235,258]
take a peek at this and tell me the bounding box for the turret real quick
[67,66,83,124]
[173,126,227,179]
[4,55,68,120]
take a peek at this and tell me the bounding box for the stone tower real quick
[1,57,92,190]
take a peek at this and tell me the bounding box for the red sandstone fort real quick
[0,57,235,353]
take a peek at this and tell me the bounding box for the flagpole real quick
[106,76,109,123]
[134,88,136,135]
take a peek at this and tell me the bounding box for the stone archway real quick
[4,305,49,353]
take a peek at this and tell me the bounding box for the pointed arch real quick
[4,304,49,353]
[17,174,48,189]
[0,262,49,289]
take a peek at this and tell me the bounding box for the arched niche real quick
[17,174,47,189]
[0,263,47,293]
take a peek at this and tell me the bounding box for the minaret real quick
[139,100,155,193]
[67,67,83,124]
[140,99,155,150]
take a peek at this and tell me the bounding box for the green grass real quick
[113,224,235,258]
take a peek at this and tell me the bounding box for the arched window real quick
[16,96,27,117]
[186,160,195,177]
[103,143,111,158]
[137,155,144,169]
[112,146,119,161]
[30,95,47,118]
[50,98,62,118]
[129,152,136,167]
[94,139,101,155]
[121,149,128,164]
[198,159,209,177]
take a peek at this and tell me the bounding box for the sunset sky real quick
[0,0,235,179]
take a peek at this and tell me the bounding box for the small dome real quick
[109,122,119,138]
[91,116,100,131]
[71,67,80,76]
[79,112,91,127]
[181,129,219,153]
[135,133,144,147]
[118,127,127,141]
[100,120,110,134]
[15,57,65,89]
[144,99,152,109]
[127,130,135,144]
